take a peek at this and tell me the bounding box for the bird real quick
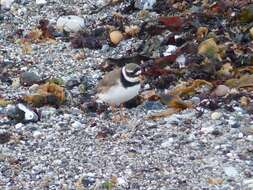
[96,63,142,106]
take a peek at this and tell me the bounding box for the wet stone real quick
[65,79,80,90]
[231,123,240,128]
[20,71,40,86]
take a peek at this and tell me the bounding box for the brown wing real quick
[96,68,121,93]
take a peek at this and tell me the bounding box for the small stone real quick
[0,132,11,144]
[135,0,156,10]
[163,45,177,56]
[45,60,53,64]
[72,121,82,128]
[77,173,96,188]
[15,123,23,129]
[224,166,239,177]
[211,112,222,120]
[10,78,20,89]
[117,177,127,186]
[246,126,253,134]
[238,133,244,138]
[101,44,110,52]
[124,25,140,36]
[190,97,201,105]
[65,79,80,90]
[110,31,123,45]
[20,71,40,86]
[176,54,186,68]
[211,129,223,136]
[33,131,42,138]
[212,85,230,97]
[207,178,223,185]
[197,27,208,39]
[198,38,220,59]
[240,96,249,107]
[244,170,253,178]
[231,123,240,128]
[246,135,253,142]
[29,84,40,93]
[36,0,47,4]
[56,15,85,33]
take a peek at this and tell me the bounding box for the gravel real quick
[1,0,253,189]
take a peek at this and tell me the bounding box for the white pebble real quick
[211,112,222,120]
[56,15,84,33]
[117,177,127,186]
[72,121,82,128]
[15,123,23,129]
[224,166,239,177]
[214,145,220,150]
[213,85,230,97]
[36,0,47,4]
[33,131,42,138]
[246,135,253,142]
[163,45,177,56]
[176,54,186,68]
[238,133,244,138]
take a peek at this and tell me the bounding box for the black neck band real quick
[120,70,139,88]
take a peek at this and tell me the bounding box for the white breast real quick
[97,80,141,106]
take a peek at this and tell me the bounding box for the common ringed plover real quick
[96,63,141,106]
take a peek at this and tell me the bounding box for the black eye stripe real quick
[126,71,140,78]
[126,67,140,74]
[134,67,140,73]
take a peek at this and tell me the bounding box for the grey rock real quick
[20,71,40,86]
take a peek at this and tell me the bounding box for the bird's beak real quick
[136,70,142,76]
